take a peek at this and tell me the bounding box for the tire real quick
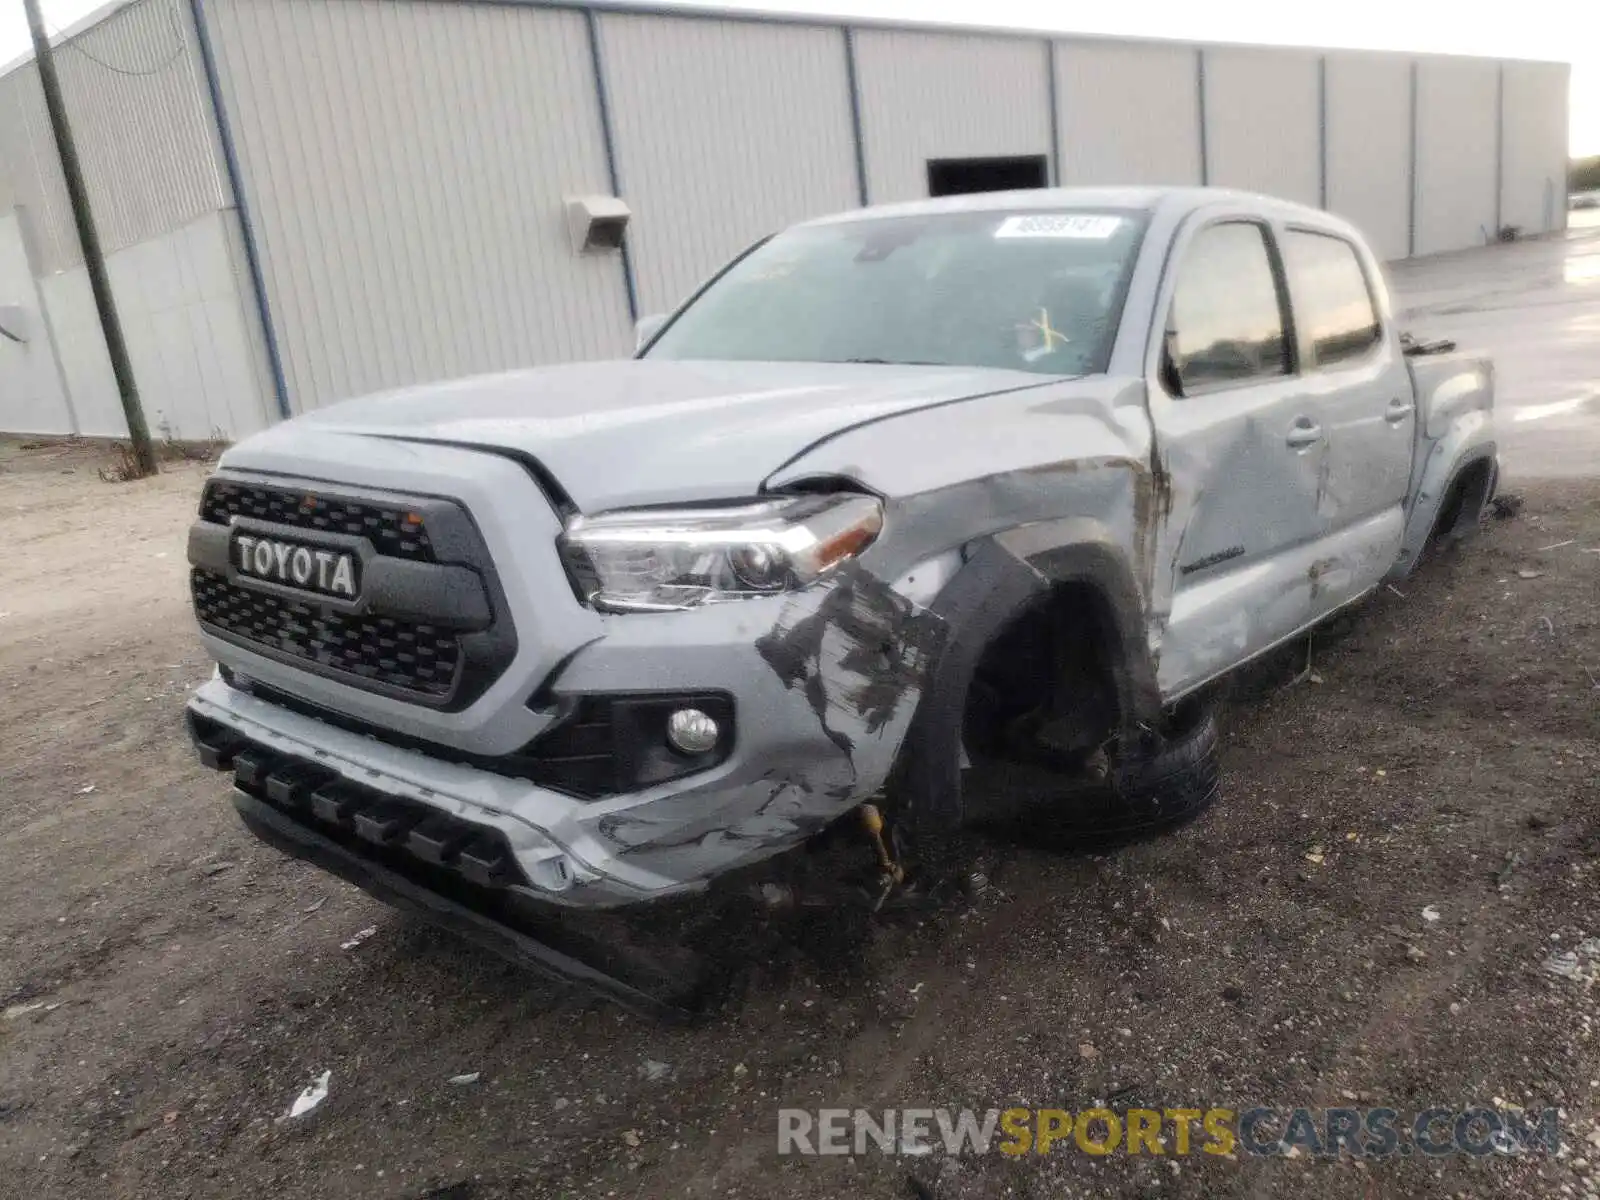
[952,697,1221,845]
[1086,697,1221,836]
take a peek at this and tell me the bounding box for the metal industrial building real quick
[0,0,1571,441]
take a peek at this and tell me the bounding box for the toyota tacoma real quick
[185,188,1497,1014]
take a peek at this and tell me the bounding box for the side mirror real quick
[634,313,668,352]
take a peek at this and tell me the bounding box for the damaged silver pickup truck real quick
[185,187,1496,1015]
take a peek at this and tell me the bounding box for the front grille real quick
[193,568,460,696]
[200,480,436,562]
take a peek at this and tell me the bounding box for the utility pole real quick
[24,0,157,477]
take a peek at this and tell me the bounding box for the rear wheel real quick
[1427,457,1497,553]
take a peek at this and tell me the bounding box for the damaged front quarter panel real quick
[767,375,1160,589]
[762,375,1169,833]
[565,376,1176,891]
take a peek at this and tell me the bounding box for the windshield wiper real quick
[837,357,950,366]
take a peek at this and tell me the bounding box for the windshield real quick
[643,209,1147,376]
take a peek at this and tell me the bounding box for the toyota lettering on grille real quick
[233,533,359,599]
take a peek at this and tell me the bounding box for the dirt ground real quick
[1,437,1598,1200]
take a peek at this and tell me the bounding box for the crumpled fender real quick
[764,376,1168,835]
[1391,420,1497,579]
[1392,353,1497,579]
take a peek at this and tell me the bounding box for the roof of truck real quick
[802,186,1323,227]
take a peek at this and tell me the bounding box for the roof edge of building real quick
[0,0,1571,88]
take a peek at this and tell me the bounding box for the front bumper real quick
[188,565,942,908]
[229,788,700,1020]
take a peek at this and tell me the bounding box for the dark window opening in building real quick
[926,155,1049,197]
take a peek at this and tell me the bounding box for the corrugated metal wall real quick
[598,14,858,316]
[37,209,277,438]
[0,0,225,275]
[1203,47,1321,207]
[202,0,631,413]
[0,210,73,433]
[1413,57,1501,256]
[0,0,1572,432]
[1501,61,1570,235]
[851,29,1053,204]
[0,74,58,239]
[1054,41,1202,187]
[1325,53,1412,261]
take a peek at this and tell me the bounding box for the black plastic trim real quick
[892,530,1162,835]
[189,520,492,629]
[227,679,735,800]
[231,792,692,1022]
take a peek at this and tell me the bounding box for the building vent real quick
[566,195,632,254]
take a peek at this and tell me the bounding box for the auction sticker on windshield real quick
[994,214,1123,240]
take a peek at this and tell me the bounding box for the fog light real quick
[666,707,720,755]
[526,852,575,892]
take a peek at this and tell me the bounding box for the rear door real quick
[1143,214,1336,697]
[1278,227,1415,532]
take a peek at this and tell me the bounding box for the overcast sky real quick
[3,0,1595,156]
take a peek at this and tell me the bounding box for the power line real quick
[45,2,186,79]
[24,0,158,475]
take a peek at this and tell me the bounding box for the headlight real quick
[558,494,883,611]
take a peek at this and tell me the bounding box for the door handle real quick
[1385,397,1415,424]
[1286,418,1323,450]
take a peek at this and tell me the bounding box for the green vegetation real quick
[1572,156,1600,193]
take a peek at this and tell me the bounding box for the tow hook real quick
[859,803,904,911]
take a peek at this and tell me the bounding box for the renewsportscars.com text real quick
[777,1105,1560,1159]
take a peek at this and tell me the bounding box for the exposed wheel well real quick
[1431,456,1495,547]
[961,582,1122,769]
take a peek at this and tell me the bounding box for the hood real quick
[265,360,1052,510]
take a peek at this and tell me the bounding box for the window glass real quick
[1166,222,1289,392]
[645,210,1147,377]
[1282,230,1382,367]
